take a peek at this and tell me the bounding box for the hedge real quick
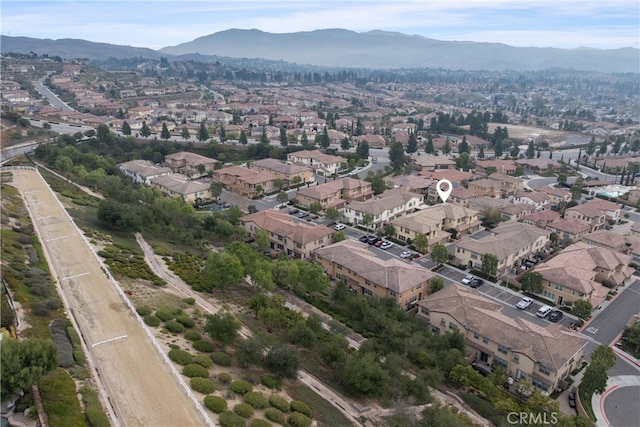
[182,363,209,378]
[211,351,232,366]
[136,305,153,316]
[190,377,216,394]
[234,402,255,418]
[219,411,247,427]
[184,330,201,341]
[155,308,174,321]
[261,375,282,390]
[204,395,227,414]
[193,340,215,353]
[230,380,253,395]
[244,391,268,409]
[39,368,85,427]
[250,420,272,427]
[165,320,185,333]
[290,401,311,418]
[175,314,195,328]
[265,408,285,424]
[269,395,290,413]
[168,348,193,365]
[287,412,312,427]
[217,372,232,385]
[144,315,161,327]
[193,354,213,368]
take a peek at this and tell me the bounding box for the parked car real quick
[536,305,553,318]
[288,208,299,215]
[334,223,346,230]
[548,310,564,323]
[461,275,475,285]
[359,235,371,243]
[374,240,384,247]
[568,391,576,408]
[400,251,412,259]
[367,236,381,245]
[381,241,394,250]
[516,297,534,309]
[470,278,484,288]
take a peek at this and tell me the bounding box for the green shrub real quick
[234,402,254,418]
[136,305,153,316]
[155,308,174,321]
[269,395,290,413]
[230,380,253,395]
[261,375,282,390]
[190,377,216,394]
[265,408,285,424]
[182,297,196,305]
[211,351,232,366]
[165,320,185,333]
[244,391,268,409]
[168,349,193,365]
[219,411,247,427]
[73,350,86,365]
[182,363,209,378]
[193,340,215,353]
[39,369,85,427]
[286,412,312,427]
[204,395,227,414]
[250,420,272,427]
[184,330,201,341]
[290,401,311,418]
[81,385,110,427]
[144,315,161,327]
[217,372,232,385]
[176,314,195,328]
[193,354,213,369]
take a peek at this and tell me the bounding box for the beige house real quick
[581,230,629,253]
[213,166,276,198]
[580,199,622,222]
[417,286,587,393]
[295,177,373,210]
[240,210,333,259]
[451,222,550,274]
[532,242,633,307]
[164,151,219,179]
[513,191,553,211]
[475,159,517,175]
[149,174,211,203]
[314,239,436,309]
[118,160,172,185]
[546,219,591,243]
[251,158,315,186]
[500,203,534,222]
[343,189,425,228]
[449,187,482,207]
[533,185,572,205]
[564,203,606,232]
[391,204,482,249]
[286,150,345,176]
[522,210,561,229]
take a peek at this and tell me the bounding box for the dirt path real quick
[10,168,210,427]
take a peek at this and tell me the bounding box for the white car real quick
[334,223,346,231]
[461,274,474,285]
[380,241,393,250]
[400,251,412,259]
[516,297,534,310]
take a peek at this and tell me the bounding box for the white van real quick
[536,305,553,318]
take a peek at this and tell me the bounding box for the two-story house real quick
[149,174,211,203]
[475,159,517,175]
[564,203,606,232]
[251,158,315,186]
[164,151,219,179]
[522,210,561,229]
[295,177,373,210]
[343,189,425,229]
[513,190,552,211]
[118,160,172,185]
[286,150,345,176]
[546,219,591,243]
[212,165,276,198]
[533,185,572,206]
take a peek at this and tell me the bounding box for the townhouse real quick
[251,158,315,186]
[546,219,591,243]
[451,222,550,275]
[500,203,534,222]
[417,286,587,393]
[531,242,633,307]
[240,210,333,259]
[118,160,172,185]
[533,185,572,206]
[286,150,345,176]
[295,177,373,210]
[448,187,482,208]
[581,230,629,253]
[513,190,553,211]
[522,210,561,229]
[149,174,211,203]
[580,199,622,222]
[164,151,219,179]
[212,165,276,198]
[564,203,606,232]
[343,189,425,229]
[314,239,436,309]
[386,175,437,196]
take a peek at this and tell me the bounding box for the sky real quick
[2,0,639,51]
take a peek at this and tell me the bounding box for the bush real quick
[230,380,253,395]
[211,351,232,366]
[182,363,209,378]
[204,395,227,414]
[190,377,216,394]
[183,297,196,305]
[217,372,232,385]
[165,320,185,333]
[269,395,290,413]
[193,354,213,369]
[184,330,201,341]
[155,308,174,321]
[73,350,85,365]
[261,375,282,390]
[144,315,161,327]
[219,411,247,427]
[234,402,254,418]
[193,340,215,353]
[244,391,268,409]
[176,314,195,328]
[265,408,286,424]
[290,401,312,418]
[250,420,272,427]
[287,412,312,427]
[136,305,153,316]
[168,349,193,365]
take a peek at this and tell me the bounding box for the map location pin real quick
[436,179,453,203]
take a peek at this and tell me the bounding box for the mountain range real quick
[3,29,639,73]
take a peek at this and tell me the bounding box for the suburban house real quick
[513,190,553,211]
[212,165,276,198]
[240,210,333,259]
[581,230,629,254]
[531,242,633,307]
[522,210,561,229]
[149,174,211,203]
[451,222,550,275]
[386,175,437,196]
[342,189,425,229]
[419,169,474,184]
[448,187,482,207]
[580,199,622,222]
[487,173,524,197]
[118,160,172,185]
[251,158,315,186]
[391,204,482,249]
[314,239,436,310]
[417,286,587,393]
[500,203,535,221]
[475,159,517,175]
[515,158,562,173]
[467,178,502,198]
[163,151,219,179]
[286,150,344,176]
[564,203,606,233]
[295,177,373,210]
[546,219,591,243]
[533,185,572,205]
[411,155,456,171]
[469,196,508,218]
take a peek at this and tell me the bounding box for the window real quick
[482,337,489,344]
[420,307,429,315]
[493,356,508,369]
[449,322,458,330]
[498,344,509,355]
[539,364,551,376]
[532,378,549,392]
[513,354,519,362]
[474,333,480,340]
[440,318,446,325]
[555,284,564,291]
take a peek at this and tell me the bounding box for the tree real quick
[204,312,241,345]
[288,320,317,348]
[431,243,449,265]
[264,344,300,379]
[210,181,222,199]
[493,140,503,157]
[239,130,248,145]
[455,152,472,171]
[406,133,418,154]
[332,231,346,242]
[320,126,330,149]
[570,176,584,201]
[586,137,597,156]
[520,271,544,294]
[219,126,227,143]
[362,213,374,229]
[389,141,406,170]
[355,140,369,160]
[598,139,608,156]
[197,121,209,142]
[526,141,535,159]
[325,207,340,222]
[203,252,244,291]
[254,229,270,253]
[622,320,640,354]
[341,137,350,151]
[96,123,111,142]
[340,352,389,397]
[458,136,469,154]
[279,127,288,147]
[140,121,151,138]
[424,134,435,154]
[181,127,190,141]
[413,234,429,254]
[481,253,498,278]
[442,138,451,155]
[160,122,171,140]
[260,128,269,144]
[309,202,322,215]
[1,337,58,398]
[581,344,616,397]
[513,165,525,177]
[430,277,444,294]
[478,146,485,159]
[572,299,592,320]
[276,191,289,205]
[300,130,308,146]
[557,173,567,185]
[121,120,131,136]
[384,224,396,237]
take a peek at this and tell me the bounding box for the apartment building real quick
[343,188,425,228]
[295,177,373,210]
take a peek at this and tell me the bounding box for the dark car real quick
[568,390,576,408]
[548,310,564,323]
[470,278,484,288]
[288,208,299,215]
[367,236,381,245]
